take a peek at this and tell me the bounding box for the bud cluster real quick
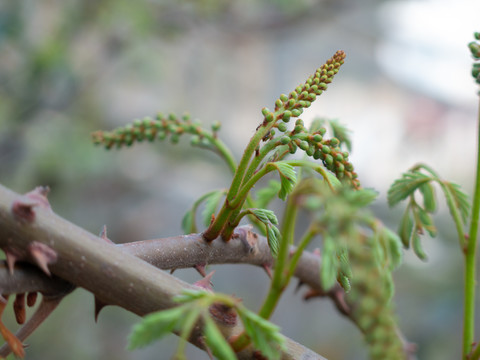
[256,51,359,188]
[260,50,346,128]
[470,32,480,86]
[92,113,220,150]
[346,236,405,360]
[271,117,359,188]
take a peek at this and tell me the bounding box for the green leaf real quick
[387,172,432,207]
[381,227,403,269]
[173,289,210,304]
[203,316,237,360]
[266,225,280,257]
[329,119,352,151]
[309,118,326,133]
[271,162,297,201]
[417,206,437,237]
[181,210,196,234]
[398,207,413,248]
[412,232,427,260]
[321,169,342,189]
[345,188,378,208]
[444,182,471,224]
[251,208,279,225]
[201,190,225,227]
[255,180,281,209]
[128,306,186,349]
[237,308,286,359]
[320,235,338,291]
[419,182,437,213]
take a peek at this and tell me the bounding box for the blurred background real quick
[0,0,479,359]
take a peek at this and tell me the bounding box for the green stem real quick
[258,194,298,319]
[203,123,276,240]
[463,97,480,358]
[286,226,317,281]
[203,133,237,175]
[241,140,285,185]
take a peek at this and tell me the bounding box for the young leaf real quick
[237,307,286,359]
[255,180,281,209]
[419,182,436,213]
[270,162,297,201]
[320,235,338,291]
[203,316,237,360]
[266,225,280,257]
[128,306,186,349]
[181,210,196,234]
[251,208,279,225]
[381,227,403,269]
[345,188,378,208]
[443,182,471,224]
[387,172,432,207]
[201,190,225,227]
[416,207,437,237]
[173,289,210,304]
[412,232,427,260]
[329,119,352,151]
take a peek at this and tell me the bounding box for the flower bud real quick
[282,110,292,122]
[275,99,283,109]
[291,108,303,117]
[277,122,288,132]
[145,129,155,141]
[299,140,309,151]
[280,136,290,145]
[280,94,289,102]
[265,112,275,123]
[190,135,201,145]
[330,138,340,147]
[143,117,153,127]
[313,150,323,160]
[321,145,331,154]
[325,154,334,166]
[211,121,221,132]
[313,134,323,142]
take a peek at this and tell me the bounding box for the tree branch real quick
[0,183,325,360]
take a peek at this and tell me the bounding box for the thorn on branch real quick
[262,263,273,279]
[11,186,51,222]
[194,271,215,291]
[99,225,114,244]
[4,249,18,275]
[194,263,207,277]
[28,242,57,276]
